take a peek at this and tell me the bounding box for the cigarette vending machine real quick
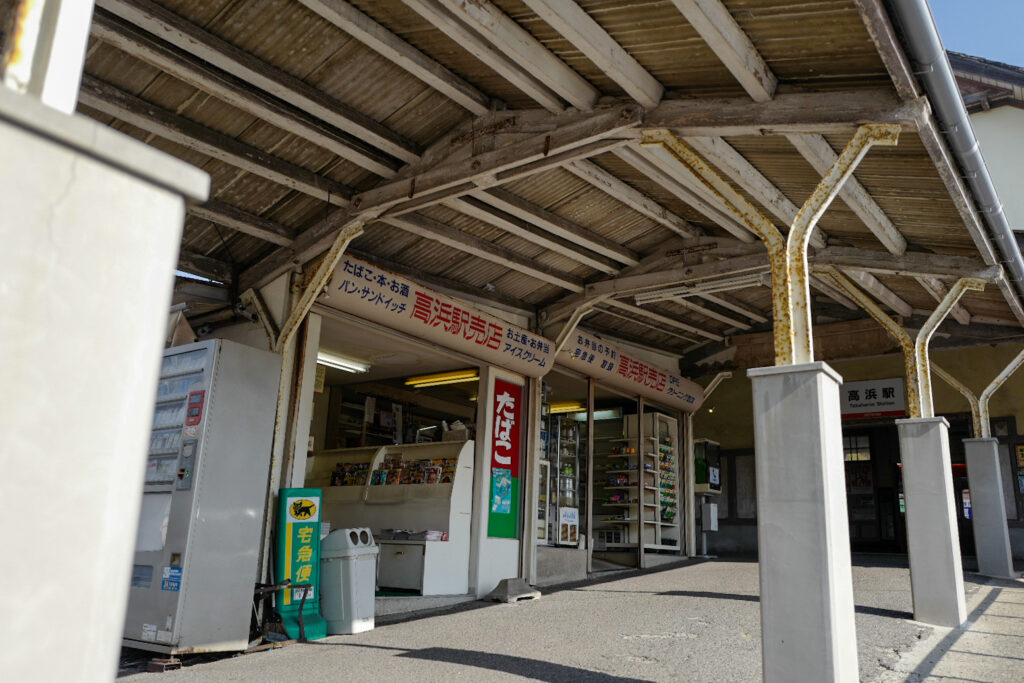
[123,339,279,653]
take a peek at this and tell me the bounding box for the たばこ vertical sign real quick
[489,379,522,538]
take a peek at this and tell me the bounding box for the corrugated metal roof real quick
[60,0,1021,361]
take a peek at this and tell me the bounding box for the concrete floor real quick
[120,557,1022,682]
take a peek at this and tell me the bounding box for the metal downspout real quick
[887,0,1024,307]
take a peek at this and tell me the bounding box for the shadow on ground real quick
[313,643,652,682]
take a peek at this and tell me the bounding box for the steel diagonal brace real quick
[822,266,985,418]
[931,364,982,437]
[819,266,922,416]
[933,351,1024,438]
[273,221,364,353]
[641,126,899,365]
[640,130,791,364]
[915,277,986,417]
[788,125,900,363]
[978,349,1024,438]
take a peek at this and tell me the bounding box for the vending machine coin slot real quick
[176,440,197,490]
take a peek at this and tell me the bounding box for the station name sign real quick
[559,330,705,413]
[840,378,905,420]
[324,256,555,378]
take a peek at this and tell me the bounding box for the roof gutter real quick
[887,0,1024,305]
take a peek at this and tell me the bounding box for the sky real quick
[929,0,1024,66]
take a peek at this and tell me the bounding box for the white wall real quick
[971,107,1024,232]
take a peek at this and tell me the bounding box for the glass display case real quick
[545,411,581,546]
[537,459,550,543]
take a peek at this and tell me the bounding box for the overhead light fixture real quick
[317,351,369,373]
[405,369,479,388]
[549,401,586,414]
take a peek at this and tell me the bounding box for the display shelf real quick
[305,441,474,595]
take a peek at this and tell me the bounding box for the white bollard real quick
[749,362,858,682]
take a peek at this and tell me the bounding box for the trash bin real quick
[320,528,378,634]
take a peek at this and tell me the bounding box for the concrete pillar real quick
[0,89,207,680]
[749,362,858,683]
[896,418,967,627]
[964,438,1016,578]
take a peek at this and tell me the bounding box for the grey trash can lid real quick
[321,527,378,559]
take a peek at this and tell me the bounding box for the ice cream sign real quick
[559,330,705,412]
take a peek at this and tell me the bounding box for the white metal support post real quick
[823,268,987,623]
[1,1,210,679]
[956,350,1024,579]
[642,125,899,682]
[896,279,983,626]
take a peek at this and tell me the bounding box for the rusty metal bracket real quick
[823,266,984,419]
[978,349,1024,438]
[641,125,899,366]
[787,125,900,364]
[641,130,791,363]
[239,287,280,351]
[551,299,601,356]
[820,266,921,416]
[931,364,982,437]
[915,277,986,417]
[273,221,363,353]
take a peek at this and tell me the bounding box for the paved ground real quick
[121,556,1020,682]
[877,574,1024,682]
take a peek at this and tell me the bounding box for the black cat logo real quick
[290,499,316,520]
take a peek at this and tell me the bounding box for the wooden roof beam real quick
[90,10,401,178]
[475,188,640,266]
[79,76,351,207]
[670,297,751,330]
[187,201,296,248]
[96,0,419,166]
[297,0,492,116]
[613,146,756,243]
[178,250,233,284]
[590,246,1001,300]
[670,0,776,102]
[786,133,907,256]
[696,292,769,324]
[380,213,584,292]
[442,196,621,274]
[432,0,598,111]
[351,104,641,215]
[590,307,699,345]
[645,89,929,137]
[810,275,858,310]
[520,0,663,108]
[845,270,913,317]
[812,247,1002,281]
[665,1,911,257]
[684,135,827,249]
[603,299,723,341]
[400,0,564,113]
[564,159,700,238]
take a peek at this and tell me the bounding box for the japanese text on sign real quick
[329,257,555,378]
[494,390,516,464]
